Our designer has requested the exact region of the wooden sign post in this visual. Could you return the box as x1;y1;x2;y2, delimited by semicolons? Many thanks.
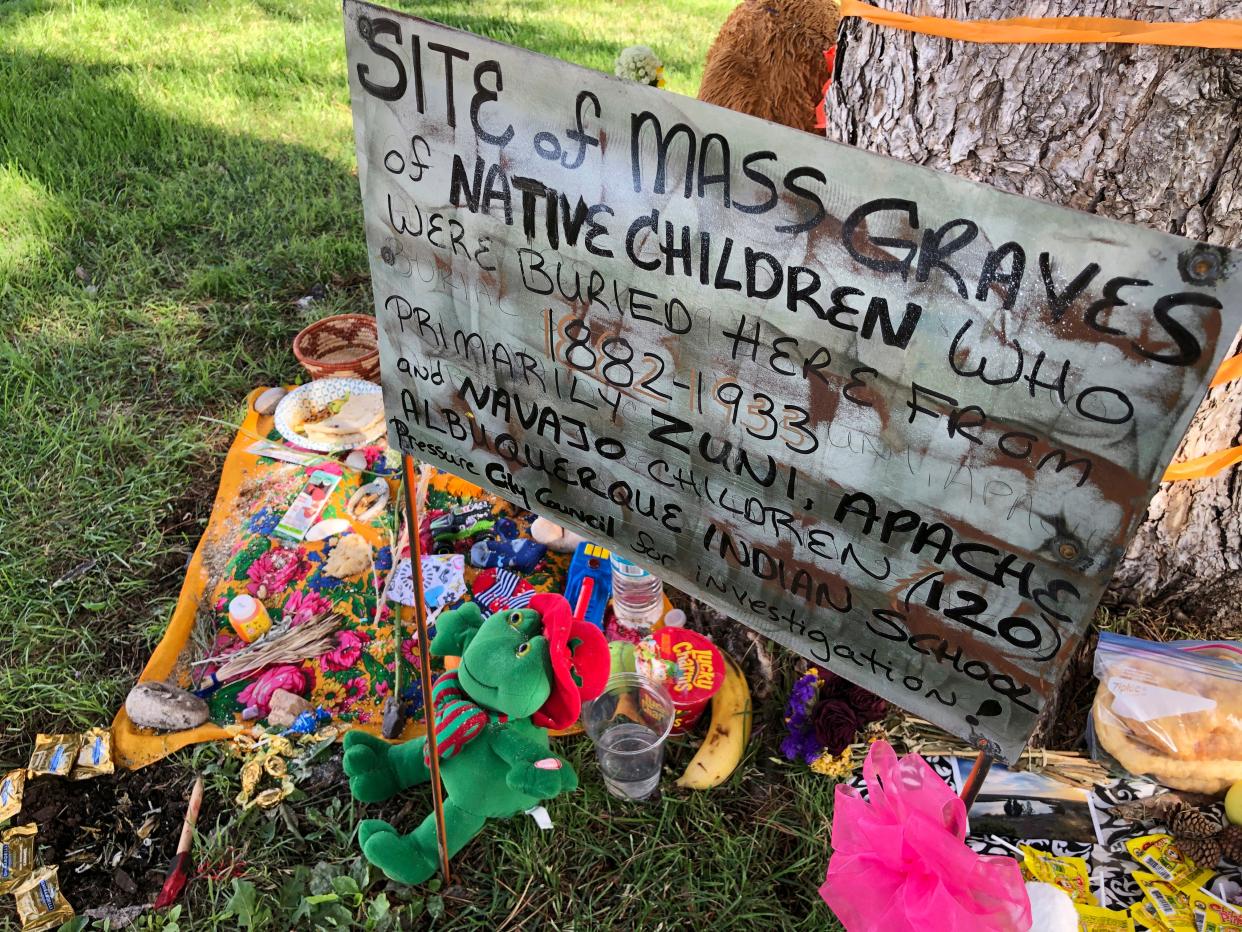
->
343;1;1242;767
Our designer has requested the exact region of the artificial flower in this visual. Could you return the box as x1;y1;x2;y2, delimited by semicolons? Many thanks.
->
812;698;862;756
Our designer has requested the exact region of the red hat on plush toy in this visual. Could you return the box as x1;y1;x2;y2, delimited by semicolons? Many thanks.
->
529;593;609;730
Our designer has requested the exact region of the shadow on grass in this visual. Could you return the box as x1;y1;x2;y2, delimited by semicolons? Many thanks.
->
0;43;367;753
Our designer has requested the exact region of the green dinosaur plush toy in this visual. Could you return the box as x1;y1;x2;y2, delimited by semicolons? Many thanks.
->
343;592;609;884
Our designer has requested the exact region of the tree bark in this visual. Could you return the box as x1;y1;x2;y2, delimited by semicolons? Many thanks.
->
827;0;1242;630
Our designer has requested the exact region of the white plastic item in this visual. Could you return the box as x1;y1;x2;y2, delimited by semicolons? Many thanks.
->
610;555;664;633
662;609;686;628
1024;881;1077;932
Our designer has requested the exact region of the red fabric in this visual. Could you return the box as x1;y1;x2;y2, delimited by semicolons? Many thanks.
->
529;593;609;730
814;46;837;131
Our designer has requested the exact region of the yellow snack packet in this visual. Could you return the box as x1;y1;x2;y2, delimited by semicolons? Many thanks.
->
70;728;114;780
1126;835;1200;888
1078;903;1138;931
1133;870;1198;929
1130;898;1173;931
0;770;24;823
1021;844;1098;906
12;866;74;932
26;735;79;778
1188;889;1242;932
0;823;37;895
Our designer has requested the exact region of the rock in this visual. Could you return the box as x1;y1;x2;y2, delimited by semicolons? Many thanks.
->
344;450;368;471
254;387;287;416
125;681;209;732
267;689;312;729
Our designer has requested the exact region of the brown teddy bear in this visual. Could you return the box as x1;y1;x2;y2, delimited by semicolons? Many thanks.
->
697;0;839;134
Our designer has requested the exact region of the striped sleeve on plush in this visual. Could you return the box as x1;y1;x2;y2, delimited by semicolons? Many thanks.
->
423;670;490;765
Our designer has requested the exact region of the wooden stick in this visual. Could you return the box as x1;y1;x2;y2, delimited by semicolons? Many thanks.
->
402;454;452;885
959;753;992;810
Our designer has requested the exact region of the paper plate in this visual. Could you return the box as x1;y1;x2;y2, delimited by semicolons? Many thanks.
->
273;378;385;453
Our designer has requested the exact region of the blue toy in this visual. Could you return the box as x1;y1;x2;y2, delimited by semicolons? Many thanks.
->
564;542;613;629
469;539;546;573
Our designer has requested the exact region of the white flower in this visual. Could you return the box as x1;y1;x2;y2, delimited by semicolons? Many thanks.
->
615;45;664;86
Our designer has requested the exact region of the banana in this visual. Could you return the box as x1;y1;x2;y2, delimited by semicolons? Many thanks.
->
675;652;751;790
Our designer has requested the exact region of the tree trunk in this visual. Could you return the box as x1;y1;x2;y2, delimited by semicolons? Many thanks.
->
827;0;1242;631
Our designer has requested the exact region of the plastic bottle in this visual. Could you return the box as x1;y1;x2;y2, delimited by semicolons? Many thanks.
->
609;555;664;633
228;594;272;643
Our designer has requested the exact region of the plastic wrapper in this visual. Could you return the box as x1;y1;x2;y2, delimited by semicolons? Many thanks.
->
26;735;79;778
70;727;114;780
0;769;24;823
12;866;73;932
0;823;37;895
1021;844;1097;905
1076;903;1138;931
1091;633;1242;794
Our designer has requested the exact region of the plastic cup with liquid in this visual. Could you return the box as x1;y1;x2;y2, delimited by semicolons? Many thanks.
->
581;672;675;801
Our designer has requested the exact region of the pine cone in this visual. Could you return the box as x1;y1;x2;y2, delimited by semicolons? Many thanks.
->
1219;825;1242;865
1169;807;1220;838
1175;834;1223;869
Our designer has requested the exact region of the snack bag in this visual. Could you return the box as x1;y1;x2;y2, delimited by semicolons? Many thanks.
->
1021;844;1098;906
0;770;24;823
0;823;37;895
1091;632;1242;794
1127;835;1201;887
1132;870;1200;929
1130;897;1174;931
1188;889;1242;932
1077;903;1138;931
12;866;73;932
70;727;114;780
26;735;79;778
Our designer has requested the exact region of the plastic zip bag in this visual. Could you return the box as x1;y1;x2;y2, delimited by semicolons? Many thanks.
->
1090;632;1242;794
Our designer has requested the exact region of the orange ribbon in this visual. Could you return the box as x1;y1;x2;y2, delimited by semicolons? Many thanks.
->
838;0;1242;49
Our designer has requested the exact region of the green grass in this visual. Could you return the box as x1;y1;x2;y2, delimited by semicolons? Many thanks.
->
0;0;848;928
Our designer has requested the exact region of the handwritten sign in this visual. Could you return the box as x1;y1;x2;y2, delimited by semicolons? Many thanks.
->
343;1;1242;762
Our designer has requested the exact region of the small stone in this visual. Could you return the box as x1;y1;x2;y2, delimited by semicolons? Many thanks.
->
125;681;209;732
254;387;287;416
344;450;368;471
267;689;312;729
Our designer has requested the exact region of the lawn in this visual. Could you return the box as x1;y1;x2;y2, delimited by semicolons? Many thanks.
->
0;0;845;927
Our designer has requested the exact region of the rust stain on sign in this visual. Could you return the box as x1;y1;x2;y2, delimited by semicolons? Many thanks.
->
343;0;1242;762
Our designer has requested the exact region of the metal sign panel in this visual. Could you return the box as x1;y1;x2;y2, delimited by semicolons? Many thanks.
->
343;0;1242;762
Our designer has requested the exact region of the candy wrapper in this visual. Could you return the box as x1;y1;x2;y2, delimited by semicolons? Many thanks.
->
1189;888;1242;932
26;735;79;778
71;727;114;780
0;823;37;895
1021;844;1098;906
0;770;24;823
1132;869;1204;929
12;866;74;932
1077;903;1138;931
1127;834;1203;886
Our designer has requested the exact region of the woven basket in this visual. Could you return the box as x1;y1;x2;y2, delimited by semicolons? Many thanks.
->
293;314;381;382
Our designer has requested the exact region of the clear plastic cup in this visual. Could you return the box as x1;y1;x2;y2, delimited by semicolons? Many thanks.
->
581;672;674;801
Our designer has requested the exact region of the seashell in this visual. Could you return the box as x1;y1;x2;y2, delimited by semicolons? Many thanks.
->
254;387;287;416
306;518;351;542
347;478;390;523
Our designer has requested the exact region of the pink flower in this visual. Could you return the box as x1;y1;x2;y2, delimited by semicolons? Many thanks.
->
356;712;372;724
401;637;420;666
361;445;386;468
283;589;333;627
237;664;310;716
341;675;368;710
321;629;371;672
375;681;390;698
246;546;310;598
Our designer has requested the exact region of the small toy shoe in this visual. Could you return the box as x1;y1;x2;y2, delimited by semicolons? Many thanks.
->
469;539;547;573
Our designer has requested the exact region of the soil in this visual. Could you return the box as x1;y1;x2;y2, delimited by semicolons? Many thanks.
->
15;766;213;916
